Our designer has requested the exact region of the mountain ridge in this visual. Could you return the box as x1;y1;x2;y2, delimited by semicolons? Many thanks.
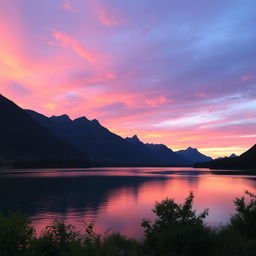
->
175;147;212;164
2;94;253;169
0;94;88;167
125;135;189;165
27;110;190;166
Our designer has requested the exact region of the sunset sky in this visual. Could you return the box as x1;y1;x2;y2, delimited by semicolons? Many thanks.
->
0;0;255;158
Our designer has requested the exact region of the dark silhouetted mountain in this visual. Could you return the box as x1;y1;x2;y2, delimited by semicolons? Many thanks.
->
51;114;72;125
125;135;190;165
194;145;256;170
27;111;190;166
175;147;212;164
125;135;143;144
27;111;160;165
0;94;88;167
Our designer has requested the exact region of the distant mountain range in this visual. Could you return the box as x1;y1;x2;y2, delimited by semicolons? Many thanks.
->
0;94;239;168
215;153;237;160
194;146;256;170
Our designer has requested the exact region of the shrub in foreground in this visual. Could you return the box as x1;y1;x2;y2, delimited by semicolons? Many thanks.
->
230;191;256;240
0;212;34;256
142;192;215;256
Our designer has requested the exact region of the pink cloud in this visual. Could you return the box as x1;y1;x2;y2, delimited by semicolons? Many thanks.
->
52;31;97;62
144;96;169;108
62;0;79;13
242;73;255;82
93;4;125;27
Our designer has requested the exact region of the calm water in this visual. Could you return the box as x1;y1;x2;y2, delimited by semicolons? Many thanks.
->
0;167;256;238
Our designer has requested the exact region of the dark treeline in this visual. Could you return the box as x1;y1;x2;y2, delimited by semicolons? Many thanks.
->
1;191;256;256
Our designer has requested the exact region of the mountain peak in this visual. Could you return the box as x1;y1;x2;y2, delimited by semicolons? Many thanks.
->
125;135;142;144
176;147;212;164
186;147;197;151
73;116;89;122
131;135;141;142
50;114;71;123
91;119;100;125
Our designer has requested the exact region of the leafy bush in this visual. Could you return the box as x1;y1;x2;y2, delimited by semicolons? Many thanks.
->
30;220;82;256
142;192;215;256
0;211;34;256
230;191;256;240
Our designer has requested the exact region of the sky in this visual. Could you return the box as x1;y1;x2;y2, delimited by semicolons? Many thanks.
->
0;0;255;158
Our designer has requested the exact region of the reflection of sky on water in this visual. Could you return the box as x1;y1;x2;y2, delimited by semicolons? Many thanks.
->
0;167;256;238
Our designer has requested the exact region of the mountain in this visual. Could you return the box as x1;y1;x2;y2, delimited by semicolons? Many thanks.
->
175;147;212;164
27;111;171;165
194;145;256;170
216;153;238;160
0;94;88;167
125;135;143;145
125;135;190;165
27;110;190;166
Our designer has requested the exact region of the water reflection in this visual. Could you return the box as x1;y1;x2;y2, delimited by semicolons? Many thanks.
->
0;167;255;238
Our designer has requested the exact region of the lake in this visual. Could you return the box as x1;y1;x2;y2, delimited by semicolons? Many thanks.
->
0;167;256;238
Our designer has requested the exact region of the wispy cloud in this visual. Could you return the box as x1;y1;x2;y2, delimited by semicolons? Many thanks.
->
93;3;126;27
52;30;97;62
62;0;79;13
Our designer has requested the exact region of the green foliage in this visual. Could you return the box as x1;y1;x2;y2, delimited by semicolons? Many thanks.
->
142;192;214;256
30;220;81;256
142;192;208;228
1;191;256;256
215;227;252;256
230;191;256;240
0;211;34;256
214;191;256;256
30;221;143;256
100;233;143;256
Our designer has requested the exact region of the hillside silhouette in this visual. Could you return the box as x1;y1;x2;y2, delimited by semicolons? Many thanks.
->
1;94;243;168
176;147;212;164
0;94;88;167
194;144;256;170
27;110;192;166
